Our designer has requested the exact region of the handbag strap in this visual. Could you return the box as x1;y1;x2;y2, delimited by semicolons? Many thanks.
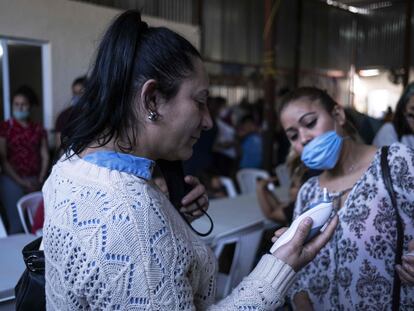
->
380;146;403;311
22;237;45;273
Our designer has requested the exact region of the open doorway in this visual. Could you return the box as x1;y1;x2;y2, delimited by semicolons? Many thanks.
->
0;37;51;128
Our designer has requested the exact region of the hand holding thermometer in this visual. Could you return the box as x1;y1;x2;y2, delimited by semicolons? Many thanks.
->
270;188;333;253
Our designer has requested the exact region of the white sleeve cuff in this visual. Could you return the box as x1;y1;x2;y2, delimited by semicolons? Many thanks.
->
247;254;296;297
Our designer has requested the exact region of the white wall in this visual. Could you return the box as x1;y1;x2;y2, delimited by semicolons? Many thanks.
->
353;72;403;118
0;0;200;131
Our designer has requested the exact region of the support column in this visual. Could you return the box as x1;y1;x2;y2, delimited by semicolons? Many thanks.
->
263;0;277;173
293;0;303;88
403;0;413;87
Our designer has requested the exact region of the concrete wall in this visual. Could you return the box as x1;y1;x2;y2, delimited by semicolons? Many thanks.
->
0;0;200;131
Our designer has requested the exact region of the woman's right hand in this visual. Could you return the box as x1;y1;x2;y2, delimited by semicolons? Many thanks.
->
271;215;338;271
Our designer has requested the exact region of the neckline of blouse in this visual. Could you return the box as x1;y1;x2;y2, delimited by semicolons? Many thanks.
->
316;147;381;209
82;150;155;181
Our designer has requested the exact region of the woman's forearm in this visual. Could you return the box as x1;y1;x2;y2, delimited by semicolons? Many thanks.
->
256;183;285;221
256;184;275;218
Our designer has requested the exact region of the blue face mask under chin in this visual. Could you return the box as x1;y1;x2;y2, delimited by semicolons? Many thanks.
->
301;130;344;170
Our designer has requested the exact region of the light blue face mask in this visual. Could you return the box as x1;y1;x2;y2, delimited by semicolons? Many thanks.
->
301;130;343;170
13;110;30;121
71;95;80;106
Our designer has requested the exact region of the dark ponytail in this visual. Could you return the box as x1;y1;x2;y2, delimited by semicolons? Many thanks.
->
61;10;201;156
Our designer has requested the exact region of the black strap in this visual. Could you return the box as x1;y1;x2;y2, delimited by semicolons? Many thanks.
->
157;160;214;237
380;146;403;311
22;237;44;273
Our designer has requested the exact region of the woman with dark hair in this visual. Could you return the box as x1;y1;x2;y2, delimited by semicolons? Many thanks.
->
278;87;414;310
373;82;414;148
0;85;49;233
43;11;338;310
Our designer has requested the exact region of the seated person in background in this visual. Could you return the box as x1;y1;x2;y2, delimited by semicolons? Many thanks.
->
256;162;307;226
383;106;394;123
183;97;218;178
256;147;317;225
211;96;237;177
54;76;87;155
373;81;414;149
199;169;228;199
0;86;49;233
236;115;263;169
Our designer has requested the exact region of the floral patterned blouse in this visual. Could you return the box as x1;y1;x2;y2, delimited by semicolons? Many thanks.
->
289;143;414;310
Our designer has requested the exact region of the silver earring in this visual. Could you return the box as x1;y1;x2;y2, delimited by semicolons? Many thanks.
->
148;110;158;121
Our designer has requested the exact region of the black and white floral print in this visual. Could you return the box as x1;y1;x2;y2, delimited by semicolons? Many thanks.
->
337;267;352;289
337;238;358;264
288;143;414;310
373;197;396;235
356;260;392;310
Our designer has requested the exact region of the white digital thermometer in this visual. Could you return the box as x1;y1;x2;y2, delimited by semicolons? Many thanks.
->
270;188;333;253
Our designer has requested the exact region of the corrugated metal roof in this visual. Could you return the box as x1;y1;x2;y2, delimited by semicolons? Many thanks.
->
72;0;412;74
202;0;411;72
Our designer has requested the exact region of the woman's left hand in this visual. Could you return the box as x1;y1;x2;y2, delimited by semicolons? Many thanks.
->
180;175;209;219
396;239;414;286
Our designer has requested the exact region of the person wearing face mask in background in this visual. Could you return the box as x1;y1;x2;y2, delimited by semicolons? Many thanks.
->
54;76;87;156
373;82;414;149
279;87;414;310
0;85;49;233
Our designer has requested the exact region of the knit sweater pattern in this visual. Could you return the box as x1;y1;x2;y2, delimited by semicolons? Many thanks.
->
43;155;295;310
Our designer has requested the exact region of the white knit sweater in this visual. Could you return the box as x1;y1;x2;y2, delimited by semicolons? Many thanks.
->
43;155;296;310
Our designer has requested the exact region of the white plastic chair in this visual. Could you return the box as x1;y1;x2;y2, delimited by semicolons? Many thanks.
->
0;217;7;238
16;191;43;234
274;163;291;188
212;222;264;299
218;176;238;198
236;168;270;194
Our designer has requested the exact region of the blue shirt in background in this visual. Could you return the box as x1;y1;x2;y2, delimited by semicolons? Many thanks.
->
239;133;262;169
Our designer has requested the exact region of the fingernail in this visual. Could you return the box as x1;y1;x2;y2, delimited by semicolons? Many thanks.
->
304;217;312;225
